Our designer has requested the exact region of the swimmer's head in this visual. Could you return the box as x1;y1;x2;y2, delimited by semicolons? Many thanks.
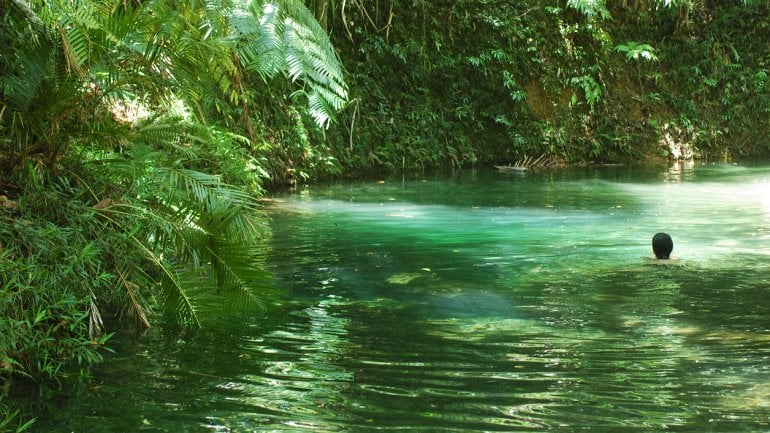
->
652;232;673;259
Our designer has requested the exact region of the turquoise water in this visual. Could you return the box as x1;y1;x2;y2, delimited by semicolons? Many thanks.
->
32;163;770;432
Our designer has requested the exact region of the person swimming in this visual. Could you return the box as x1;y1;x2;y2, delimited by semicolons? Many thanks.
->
652;232;673;259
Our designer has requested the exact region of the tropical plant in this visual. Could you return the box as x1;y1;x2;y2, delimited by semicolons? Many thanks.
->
615;41;659;94
567;0;610;20
615;42;659;62
0;0;349;400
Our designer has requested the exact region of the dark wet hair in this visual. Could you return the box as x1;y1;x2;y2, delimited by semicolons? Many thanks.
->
652;232;673;259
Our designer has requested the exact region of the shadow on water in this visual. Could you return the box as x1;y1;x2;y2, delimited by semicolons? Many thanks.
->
27;163;770;432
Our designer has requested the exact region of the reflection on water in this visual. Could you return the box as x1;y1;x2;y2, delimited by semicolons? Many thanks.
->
32;163;770;432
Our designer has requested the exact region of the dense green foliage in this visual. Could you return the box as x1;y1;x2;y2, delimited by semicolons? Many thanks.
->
310;0;770;171
0;0;346;420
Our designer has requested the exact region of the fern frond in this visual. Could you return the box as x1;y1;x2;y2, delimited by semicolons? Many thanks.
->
232;0;348;127
306;91;333;127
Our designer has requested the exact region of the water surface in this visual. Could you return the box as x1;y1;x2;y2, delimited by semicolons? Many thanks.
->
33;163;770;432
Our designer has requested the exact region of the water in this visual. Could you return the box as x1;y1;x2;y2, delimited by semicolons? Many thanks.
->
30;163;770;432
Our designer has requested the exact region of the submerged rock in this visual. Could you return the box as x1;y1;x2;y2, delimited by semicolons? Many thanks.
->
386;273;423;285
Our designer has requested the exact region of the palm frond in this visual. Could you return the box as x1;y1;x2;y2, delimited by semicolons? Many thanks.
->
208;238;272;294
156;261;204;328
0;27;55;112
116;264;151;329
87;142;270;328
133;116;190;148
94;206;205;327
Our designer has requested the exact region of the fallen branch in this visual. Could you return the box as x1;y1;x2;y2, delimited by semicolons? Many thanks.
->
495;153;560;172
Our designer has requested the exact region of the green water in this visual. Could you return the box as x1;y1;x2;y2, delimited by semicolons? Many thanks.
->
32;163;770;432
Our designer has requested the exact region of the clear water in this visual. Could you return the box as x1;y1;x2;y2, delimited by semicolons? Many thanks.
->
31;163;770;432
